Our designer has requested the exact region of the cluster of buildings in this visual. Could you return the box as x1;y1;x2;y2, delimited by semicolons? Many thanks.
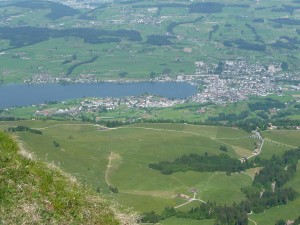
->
174;60;298;104
26;59;300;107
49;0;98;10
24;73;103;84
34;95;185;117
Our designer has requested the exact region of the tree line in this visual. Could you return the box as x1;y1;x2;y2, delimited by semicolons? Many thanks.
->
5;126;42;135
142;147;300;224
149;152;253;175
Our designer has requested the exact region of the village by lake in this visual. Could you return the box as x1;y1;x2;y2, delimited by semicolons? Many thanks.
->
0;82;197;108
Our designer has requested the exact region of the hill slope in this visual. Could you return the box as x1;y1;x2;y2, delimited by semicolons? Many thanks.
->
0;131;122;224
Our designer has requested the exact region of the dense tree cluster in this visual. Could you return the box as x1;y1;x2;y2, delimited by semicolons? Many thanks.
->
52;141;60;148
0;116;23;121
248;99;285;111
146;35;175;46
67;56;99;76
208;111;249;122
223;39;266;51
109;185;119;193
167;17;204;35
141;201;250;225
0;27;142;51
220;145;228;152
189;2;224;13
143;147;300;224
9;1;79;20
270;18;300;25
271;5;300;15
149;153;253;174
6;126;42;135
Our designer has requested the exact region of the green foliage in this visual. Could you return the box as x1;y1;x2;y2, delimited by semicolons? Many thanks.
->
146;35;174;46
109;185;119;193
144;147;300;223
214;61;224;74
281;62;289;71
248;98;286;112
149;153;252;174
52;140;60;148
275;219;286;225
0;26;141;50
118;71;128;78
0;132;119;224
5;125;42;135
219;145;228;152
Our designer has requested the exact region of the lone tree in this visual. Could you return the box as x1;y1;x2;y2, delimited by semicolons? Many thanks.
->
281;62;288;71
219;145;228;152
109;185;118;193
118;71;128;78
215;61;224;74
149;71;156;79
53;141;60;148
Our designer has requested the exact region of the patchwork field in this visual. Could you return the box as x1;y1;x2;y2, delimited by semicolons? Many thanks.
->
1;0;300;83
1;120;300;224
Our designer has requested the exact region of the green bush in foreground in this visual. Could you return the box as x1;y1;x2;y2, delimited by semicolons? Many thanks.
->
0;132;120;225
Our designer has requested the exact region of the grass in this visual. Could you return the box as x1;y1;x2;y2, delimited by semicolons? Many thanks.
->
0;121;257;212
161;217;214;225
0;131;121;224
2;120;300;223
262;130;300;149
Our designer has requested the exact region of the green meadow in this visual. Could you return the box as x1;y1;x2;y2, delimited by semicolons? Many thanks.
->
1;120;300;223
0;121;253;211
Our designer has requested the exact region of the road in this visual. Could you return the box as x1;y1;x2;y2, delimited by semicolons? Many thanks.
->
175;192;206;209
247;131;264;160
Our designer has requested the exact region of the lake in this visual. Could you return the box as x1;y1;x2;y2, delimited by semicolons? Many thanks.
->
0;82;197;108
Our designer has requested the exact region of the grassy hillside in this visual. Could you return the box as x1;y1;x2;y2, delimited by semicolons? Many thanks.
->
1;121;300;224
0;131;122;224
0;121;255;212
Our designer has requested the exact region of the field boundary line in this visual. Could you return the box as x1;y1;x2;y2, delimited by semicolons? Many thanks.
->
35;123;101;130
119;126;250;140
264;138;297;149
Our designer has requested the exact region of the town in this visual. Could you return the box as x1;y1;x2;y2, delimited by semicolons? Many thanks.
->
24;59;300;113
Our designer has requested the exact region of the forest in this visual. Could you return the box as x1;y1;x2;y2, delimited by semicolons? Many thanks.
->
5;125;42;135
149;153;253;174
0;27;142;50
143;147;300;224
8;0;79;20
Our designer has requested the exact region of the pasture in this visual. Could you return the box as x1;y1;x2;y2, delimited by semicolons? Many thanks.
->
1;120;299;220
0;121;254;212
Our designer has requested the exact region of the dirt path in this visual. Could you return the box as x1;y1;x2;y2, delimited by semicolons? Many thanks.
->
248;211;257;225
174;191;206;209
121;190;174;198
105;152;114;187
215;136;251;140
246;131;264;160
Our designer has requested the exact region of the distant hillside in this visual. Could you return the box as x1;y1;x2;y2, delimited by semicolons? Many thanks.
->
0;131;127;224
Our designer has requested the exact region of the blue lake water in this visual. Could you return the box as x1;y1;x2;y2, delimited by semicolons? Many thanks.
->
0;82;197;108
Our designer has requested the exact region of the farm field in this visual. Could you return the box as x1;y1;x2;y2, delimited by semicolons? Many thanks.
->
0;0;300;83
